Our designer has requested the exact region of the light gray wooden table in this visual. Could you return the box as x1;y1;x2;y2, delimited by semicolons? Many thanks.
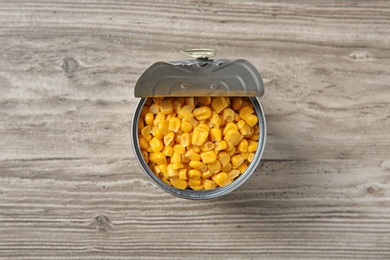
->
1;1;389;259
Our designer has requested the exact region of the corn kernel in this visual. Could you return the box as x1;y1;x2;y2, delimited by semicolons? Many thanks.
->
188;178;202;187
218;152;230;166
141;105;150;118
227;147;236;157
200;150;217;164
222;108;235;123
144;134;152;142
159;99;174;115
138;136;149;150
138;118;145;132
189;161;208;172
161;178;172;186
241;152;249;160
169;178;187;189
174;129;183;143
204;179;217;190
228;169;240;180
212;172;232;187
208;160;221;173
145;113;154;127
186;97;195;107
171;152;182;163
193;106;212;121
238;122;252;137
210;128;222;142
149;103;159;114
162;145;174;157
141;150;149;163
202;170;213;179
173;144;186;154
149;152;167;165
201;142;215;152
152;165;162;176
213;140;227;151
237;139;248;153
210;111;222;128
141;126;151;137
197;123;210;132
172;162;184;170
167;164;179;178
231;154;244;167
245;114;258;127
221;162;232;172
187;144;201;153
248;152;255;163
168;117;181;133
179;168;188;180
154;112;165;126
187;116;199;128
237;162;248;174
232;97;244;110
157;119;170;135
178;105;194;119
190;184;204;190
180;133;191;147
163;132;175;146
211;97;228;113
173;100;183;115
223;122;239;136
239;105;254;120
159;165;168;175
152;97;164;104
192;126;209;146
234;113;241;122
180;119;193;133
150;137;164;152
188;169;201;180
248;140;258;152
224;129;241;146
181;155;190;163
198;96;211;105
249;134;259;141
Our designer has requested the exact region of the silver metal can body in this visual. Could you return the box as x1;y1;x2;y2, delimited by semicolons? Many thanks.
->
131;97;266;200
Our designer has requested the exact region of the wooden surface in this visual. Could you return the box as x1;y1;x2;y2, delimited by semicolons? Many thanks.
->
1;0;390;259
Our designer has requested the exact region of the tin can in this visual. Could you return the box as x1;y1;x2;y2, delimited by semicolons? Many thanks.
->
131;49;266;199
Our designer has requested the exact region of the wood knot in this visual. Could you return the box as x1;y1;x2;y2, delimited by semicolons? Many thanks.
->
94;215;110;232
61;57;79;74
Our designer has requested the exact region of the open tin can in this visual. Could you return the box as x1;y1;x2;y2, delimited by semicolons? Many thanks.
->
131;49;266;199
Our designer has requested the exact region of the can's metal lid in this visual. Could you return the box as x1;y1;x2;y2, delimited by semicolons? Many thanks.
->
134;49;264;98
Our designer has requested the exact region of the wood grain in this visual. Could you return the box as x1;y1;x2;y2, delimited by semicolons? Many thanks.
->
1;0;390;258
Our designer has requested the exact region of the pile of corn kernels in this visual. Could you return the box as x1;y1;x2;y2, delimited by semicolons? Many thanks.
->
137;97;259;190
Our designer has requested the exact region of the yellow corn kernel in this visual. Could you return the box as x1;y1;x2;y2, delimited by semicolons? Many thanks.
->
241;152;249;160
157;119;170;135
213;140;225;151
173;144;185;154
212;172;232;187
145;113;154;127
244;114;258;127
166;112;176;120
197;96;211;105
193;106;212;121
141;150;149;163
210;128;222;142
178;105;194;119
144;134;152;142
211;97;228;113
159;99;174;115
218;152;230;166
238;162;248;174
192;126;209;146
163;132;175;146
153;112;165;126
138;118;145;132
201;142;215;152
237;139;248;153
253;124;260;134
223;122;239;136
190;185;204;190
231;154;244;167
188;178;202;187
200;150;217;164
222;108;235;123
180;119;193;133
169;178;187;190
228;169;240;180
181;155;190;163
152;97;164;104
187;144;201;153
172;162;184;170
189;161;208;172
167;164;179;178
171;152;182;163
141;105;150;118
208;160;221;174
232;97;244;111
202;170;213;179
210;111;222;128
168;117;181;133
152;127;164;139
173;100;182;115
162;145;174;157
224;129;241;146
174;129;183;143
234;113;241;122
197;123;210;132
161;178;172;186
248;140;258;152
145;98;153;106
239;105;254;120
159;164;168;176
180;133;191;147
237;120;246;129
149;152;167;165
146;146;153;153
248;152;255;163
141;126;151;137
152;165;162;176
149;103;160;114
204;179;217;190
184;150;201;161
138;136;149;150
186;97;195;107
221;162;232;172
227;147;236;157
238;122;252;137
150;137;164;153
188;169;201;180
186;116;199;128
249;134;259;141
179;168;188;180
